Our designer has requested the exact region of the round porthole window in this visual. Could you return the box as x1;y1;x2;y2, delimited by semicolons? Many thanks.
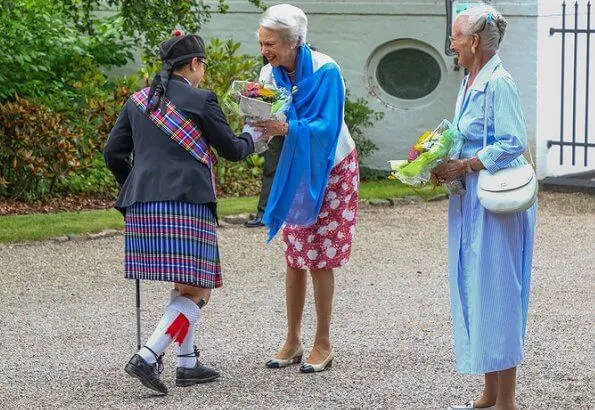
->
366;39;445;109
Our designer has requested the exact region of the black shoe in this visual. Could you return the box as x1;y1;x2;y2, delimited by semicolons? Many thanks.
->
124;351;168;395
244;216;265;228
176;346;220;386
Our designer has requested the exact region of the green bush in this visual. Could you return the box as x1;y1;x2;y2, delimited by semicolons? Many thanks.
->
59;152;119;199
359;166;391;181
216;155;264;197
0;97;82;200
344;91;383;165
0;74;138;200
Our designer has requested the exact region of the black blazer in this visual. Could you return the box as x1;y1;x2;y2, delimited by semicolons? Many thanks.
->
104;76;254;215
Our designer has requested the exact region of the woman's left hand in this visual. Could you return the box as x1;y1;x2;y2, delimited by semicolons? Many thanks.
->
251;120;287;141
432;159;466;183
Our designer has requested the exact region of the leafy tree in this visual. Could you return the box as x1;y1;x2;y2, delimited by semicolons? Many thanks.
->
58;0;266;58
0;0;132;101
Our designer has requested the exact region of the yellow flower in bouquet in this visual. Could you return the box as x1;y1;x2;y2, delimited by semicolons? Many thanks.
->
413;131;432;151
258;88;276;99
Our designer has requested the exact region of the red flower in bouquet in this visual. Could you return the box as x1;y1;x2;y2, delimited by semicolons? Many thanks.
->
241;82;278;103
242;82;262;98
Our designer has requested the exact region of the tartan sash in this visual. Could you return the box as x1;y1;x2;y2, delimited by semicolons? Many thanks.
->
131;87;218;196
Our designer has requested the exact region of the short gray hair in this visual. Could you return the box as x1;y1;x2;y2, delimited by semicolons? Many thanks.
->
259;4;308;45
457;5;508;53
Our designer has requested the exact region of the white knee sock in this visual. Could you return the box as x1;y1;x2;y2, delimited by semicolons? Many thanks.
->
169;289;180;305
138;295;200;364
177;319;200;368
169;289;203;368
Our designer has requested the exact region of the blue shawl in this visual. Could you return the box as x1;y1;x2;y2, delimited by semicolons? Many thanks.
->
263;45;346;241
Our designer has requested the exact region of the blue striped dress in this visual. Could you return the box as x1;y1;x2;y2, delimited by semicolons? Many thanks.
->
448;55;537;374
124;201;221;288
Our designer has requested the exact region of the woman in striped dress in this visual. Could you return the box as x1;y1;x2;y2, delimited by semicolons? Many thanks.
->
251;4;358;373
104;33;255;394
433;6;537;410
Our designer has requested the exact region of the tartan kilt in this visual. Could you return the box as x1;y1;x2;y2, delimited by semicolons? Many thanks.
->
124;201;222;288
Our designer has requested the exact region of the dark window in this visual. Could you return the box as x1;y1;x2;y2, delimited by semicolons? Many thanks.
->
376;48;441;100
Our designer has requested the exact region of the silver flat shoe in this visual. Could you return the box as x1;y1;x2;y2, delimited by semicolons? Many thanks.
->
448;401;495;410
299;348;334;373
265;345;304;368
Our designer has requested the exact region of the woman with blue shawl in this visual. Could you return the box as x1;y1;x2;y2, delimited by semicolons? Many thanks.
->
251;4;359;373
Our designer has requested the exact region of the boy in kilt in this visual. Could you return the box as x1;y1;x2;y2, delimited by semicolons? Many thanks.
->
104;32;257;395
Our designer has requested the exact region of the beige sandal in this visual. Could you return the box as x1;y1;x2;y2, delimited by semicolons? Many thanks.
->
265;345;304;368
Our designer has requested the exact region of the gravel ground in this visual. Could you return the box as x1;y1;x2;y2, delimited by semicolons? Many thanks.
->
0;192;593;409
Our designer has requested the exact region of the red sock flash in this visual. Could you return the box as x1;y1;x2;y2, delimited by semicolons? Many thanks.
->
165;313;190;346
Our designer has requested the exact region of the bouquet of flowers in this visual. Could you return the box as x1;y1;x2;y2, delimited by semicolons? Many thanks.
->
223;81;292;153
224;81;291;121
388;119;464;194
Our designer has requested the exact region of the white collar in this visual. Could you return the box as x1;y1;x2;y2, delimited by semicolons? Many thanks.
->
466;54;502;92
179;75;192;86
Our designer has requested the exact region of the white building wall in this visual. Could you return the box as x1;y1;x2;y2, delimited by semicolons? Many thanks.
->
201;0;538;169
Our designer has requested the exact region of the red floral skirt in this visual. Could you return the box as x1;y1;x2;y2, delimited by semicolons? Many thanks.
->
282;149;359;270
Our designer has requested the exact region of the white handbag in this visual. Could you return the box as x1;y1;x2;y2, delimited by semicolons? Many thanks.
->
476;83;537;214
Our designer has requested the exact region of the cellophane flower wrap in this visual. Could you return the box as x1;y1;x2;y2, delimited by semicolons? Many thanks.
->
223;81;292;153
389;119;464;194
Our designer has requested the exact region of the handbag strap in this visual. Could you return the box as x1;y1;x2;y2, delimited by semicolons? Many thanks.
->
482;84;490;149
482;75;534;166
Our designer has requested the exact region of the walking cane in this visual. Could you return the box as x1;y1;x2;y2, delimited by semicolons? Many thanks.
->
135;279;141;350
